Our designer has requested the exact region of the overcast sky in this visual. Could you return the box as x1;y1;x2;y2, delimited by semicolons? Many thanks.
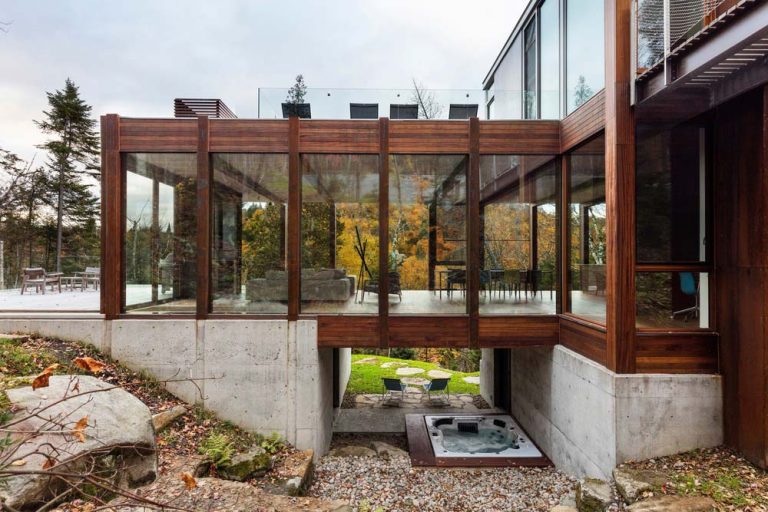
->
1;0;526;163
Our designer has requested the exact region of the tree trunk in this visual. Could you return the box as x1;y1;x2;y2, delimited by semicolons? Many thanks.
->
56;164;64;272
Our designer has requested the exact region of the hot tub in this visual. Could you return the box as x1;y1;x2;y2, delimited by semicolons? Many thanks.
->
424;414;543;459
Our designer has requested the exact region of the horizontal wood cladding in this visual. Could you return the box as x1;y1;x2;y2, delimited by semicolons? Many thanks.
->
558;316;607;366
389;121;469;153
636;332;719;374
478;316;559;347
210;119;289;152
317;316;379;347
479;121;560;154
299;120;380;153
119;118;198;152
388;316;469;347
560;90;606;152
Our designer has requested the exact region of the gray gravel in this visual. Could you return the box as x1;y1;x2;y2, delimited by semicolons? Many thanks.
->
309;455;576;512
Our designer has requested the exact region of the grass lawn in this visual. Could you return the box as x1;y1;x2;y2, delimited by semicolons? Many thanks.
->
346;354;481;395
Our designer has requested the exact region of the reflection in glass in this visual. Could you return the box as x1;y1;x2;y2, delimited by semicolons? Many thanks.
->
568;136;606;323
211;154;289;314
566;0;604;113
636;272;709;328
539;0;560;119
300;154;379;313
480;155;558;315
524;19;538;120
124;153;197;314
389;155;467;314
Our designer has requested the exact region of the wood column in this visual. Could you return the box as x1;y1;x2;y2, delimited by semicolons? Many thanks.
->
196;116;211;318
468;117;481;348
604;0;636;373
288;117;300;320
558;156;569;314
101;114;122;319
378;118;390;348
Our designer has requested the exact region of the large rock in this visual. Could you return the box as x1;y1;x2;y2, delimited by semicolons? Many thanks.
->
614;468;669;504
271;449;315;496
626;495;716;511
151;404;188;432
327;445;377;457
1;375;157;510
576;478;614;512
217;447;273;482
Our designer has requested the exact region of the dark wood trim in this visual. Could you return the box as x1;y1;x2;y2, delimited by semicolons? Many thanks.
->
635;331;719;374
299;120;379;153
378;118;390;349
101;114;121;319
559;314;608;366
635;263;712;272
560;90;606;152
389;316;469;347
478;120;560;154
196;116;211;318
318;315;379;348
468;117;481;348
120;118;197;152
559;156;570;314
287;117;300;320
478;316;559;347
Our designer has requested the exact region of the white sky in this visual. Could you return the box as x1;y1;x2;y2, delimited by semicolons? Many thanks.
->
0;0;527;163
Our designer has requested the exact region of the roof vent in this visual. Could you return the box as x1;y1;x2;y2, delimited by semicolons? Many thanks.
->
174;98;237;119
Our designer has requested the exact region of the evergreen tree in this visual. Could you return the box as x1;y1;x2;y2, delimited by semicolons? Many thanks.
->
35;78;100;271
573;75;594;109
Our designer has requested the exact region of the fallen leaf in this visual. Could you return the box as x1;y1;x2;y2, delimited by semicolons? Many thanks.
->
32;372;50;391
180;471;197;490
10;459;26;466
73;416;88;442
74;356;107;374
41;363;60;374
42;457;56;470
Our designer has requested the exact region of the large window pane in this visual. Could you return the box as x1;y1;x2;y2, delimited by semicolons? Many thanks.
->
568;136;606;323
524;19;538;120
480;155;558;315
539;0;560;119
301;154;379;313
566;0;604;113
124;153;196;314
637;123;706;262
490;36;523;120
389;155;467;314
212;154;288;314
636;271;709;328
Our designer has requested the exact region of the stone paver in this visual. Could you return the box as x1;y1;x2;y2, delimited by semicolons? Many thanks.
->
427;370;452;378
401;377;429;386
380;361;407;369
463;376;480;384
395;367;425;376
354;357;379;365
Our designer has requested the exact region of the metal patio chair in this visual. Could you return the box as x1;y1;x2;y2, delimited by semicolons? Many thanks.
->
423;377;451;403
382;377;406;402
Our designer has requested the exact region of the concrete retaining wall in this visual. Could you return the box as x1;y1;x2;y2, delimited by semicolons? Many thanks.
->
0;316;335;456
507;345;723;479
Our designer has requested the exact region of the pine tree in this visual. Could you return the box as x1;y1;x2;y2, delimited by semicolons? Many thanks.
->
573;75;594;109
35;78;100;272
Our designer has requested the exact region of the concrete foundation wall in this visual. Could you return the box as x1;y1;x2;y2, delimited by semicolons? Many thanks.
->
0;316;335;456
480;348;494;406
507;345;723;479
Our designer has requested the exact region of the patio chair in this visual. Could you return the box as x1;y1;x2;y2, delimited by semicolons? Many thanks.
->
671;272;699;321
83;266;100;291
382;377;406;402
446;269;466;299
362;272;402;302
20;268;62;295
423;378;450;403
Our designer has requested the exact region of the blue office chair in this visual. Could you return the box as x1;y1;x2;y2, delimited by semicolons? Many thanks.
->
671;272;699;320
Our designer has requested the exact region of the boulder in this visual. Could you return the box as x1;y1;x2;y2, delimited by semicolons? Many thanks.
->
614;468;669;504
1;375;157;510
151;404;188;432
576;478;614;512
272;449;315;496
217;447;273;482
370;441;408;459
327;445;377;457
626;495;716;511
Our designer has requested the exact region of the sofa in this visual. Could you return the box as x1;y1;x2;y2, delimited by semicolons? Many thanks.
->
246;268;355;302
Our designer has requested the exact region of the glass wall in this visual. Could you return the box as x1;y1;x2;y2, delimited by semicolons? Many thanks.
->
539;0;560;119
301;154;379;313
490;36;523;120
389;155;467;314
566;0;604;114
636;271;709;328
124;153;197;314
524;19;538;120
211;154;289;314
567;135;606;323
479;155;558;314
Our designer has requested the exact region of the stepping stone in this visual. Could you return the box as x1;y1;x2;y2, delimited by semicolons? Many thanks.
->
354;357;379;365
614;468;669;504
401;377;429;386
463;376;480;384
427;370;452;378
626;496;716;511
396;367;424;376
403;386;423;394
381;361;407;368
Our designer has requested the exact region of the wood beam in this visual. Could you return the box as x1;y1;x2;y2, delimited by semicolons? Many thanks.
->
196;116;211;318
559;156;569;315
604;0;637;373
468;117;481;348
101;114;121;319
378;118;390;348
288;117;300;320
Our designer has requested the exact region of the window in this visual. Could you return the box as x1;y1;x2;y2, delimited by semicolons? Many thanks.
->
539;0;560;119
300;154;379;313
566;0;604;113
524;18;538;119
389;155;467;314
211;153;289;314
480;155;558;314
491;36;523;120
567;135;606;323
123;153;197;314
636;271;709;328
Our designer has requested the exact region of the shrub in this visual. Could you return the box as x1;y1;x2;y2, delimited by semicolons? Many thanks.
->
389;347;415;360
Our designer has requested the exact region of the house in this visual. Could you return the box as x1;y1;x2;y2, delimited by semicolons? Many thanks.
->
1;0;767;479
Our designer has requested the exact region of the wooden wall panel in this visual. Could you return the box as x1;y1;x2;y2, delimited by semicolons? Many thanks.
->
635;332;719;373
559;316;607;366
479;121;561;154
317;316;379;347
299;120;379;153
209;119;289;152
560;90;606;152
479;316;559;347
389;121;469;153
120;118;197;152
101;115;122;318
389;316;470;347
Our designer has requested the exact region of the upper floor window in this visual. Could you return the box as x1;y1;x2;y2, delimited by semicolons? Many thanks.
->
566;0;605;114
524;18;538;120
539;0;560;119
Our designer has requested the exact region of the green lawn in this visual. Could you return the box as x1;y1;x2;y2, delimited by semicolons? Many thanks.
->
346;354;481;395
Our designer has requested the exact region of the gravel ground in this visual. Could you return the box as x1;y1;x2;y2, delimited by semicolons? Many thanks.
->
309;454;576;512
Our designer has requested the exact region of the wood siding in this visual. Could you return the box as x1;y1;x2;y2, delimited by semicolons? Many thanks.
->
317;316;379;347
478;316;559;347
479;121;561;154
299;120;379;153
389;121;469;153
635;332;719;373
560;91;606;152
120;118;197;152
388;316;470;347
209;119;289;152
559;316;607;366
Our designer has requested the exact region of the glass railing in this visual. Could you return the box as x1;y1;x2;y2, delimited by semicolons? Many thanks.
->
257;88;562;121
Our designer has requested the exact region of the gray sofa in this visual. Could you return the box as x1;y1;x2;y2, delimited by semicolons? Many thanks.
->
246;268;355;302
